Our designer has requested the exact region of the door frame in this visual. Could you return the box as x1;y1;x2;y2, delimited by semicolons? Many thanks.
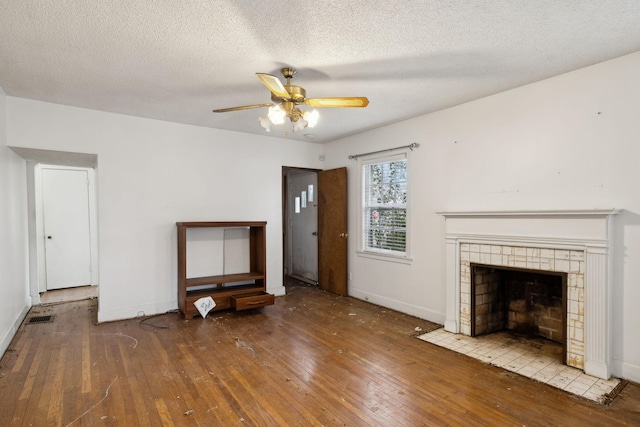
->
282;166;321;285
35;164;99;293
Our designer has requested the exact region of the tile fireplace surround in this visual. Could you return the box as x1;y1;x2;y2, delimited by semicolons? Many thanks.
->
438;210;618;380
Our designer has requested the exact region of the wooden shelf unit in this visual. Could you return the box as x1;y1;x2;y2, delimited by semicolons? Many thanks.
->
176;221;273;319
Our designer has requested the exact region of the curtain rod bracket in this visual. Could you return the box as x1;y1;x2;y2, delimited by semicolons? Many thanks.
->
348;143;420;160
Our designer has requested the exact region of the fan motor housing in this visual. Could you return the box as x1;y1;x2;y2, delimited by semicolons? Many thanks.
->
283;85;306;102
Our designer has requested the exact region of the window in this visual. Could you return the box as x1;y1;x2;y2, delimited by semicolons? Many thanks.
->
359;152;410;260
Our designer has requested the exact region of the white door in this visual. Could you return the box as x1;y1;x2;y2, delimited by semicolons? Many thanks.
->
42;168;93;290
288;170;318;283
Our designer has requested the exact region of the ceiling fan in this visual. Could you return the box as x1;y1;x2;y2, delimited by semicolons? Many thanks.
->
212;67;369;132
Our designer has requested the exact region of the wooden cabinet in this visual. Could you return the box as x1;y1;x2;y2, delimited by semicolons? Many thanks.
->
177;221;273;319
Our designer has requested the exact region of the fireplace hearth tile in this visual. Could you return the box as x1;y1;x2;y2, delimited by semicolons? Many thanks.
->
417;328;620;403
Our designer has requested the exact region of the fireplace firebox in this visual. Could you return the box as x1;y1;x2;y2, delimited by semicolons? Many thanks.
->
470;264;567;362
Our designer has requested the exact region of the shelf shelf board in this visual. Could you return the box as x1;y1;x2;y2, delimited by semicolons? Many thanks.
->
185;283;263;298
177;221;267;228
185;272;264;287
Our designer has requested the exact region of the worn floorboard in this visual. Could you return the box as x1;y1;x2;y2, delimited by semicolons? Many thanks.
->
0;280;639;426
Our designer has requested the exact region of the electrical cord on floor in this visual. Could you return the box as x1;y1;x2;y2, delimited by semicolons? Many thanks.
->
138;309;180;329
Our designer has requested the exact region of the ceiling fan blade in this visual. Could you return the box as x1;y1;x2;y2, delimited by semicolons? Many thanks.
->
256;73;290;99
212;103;273;113
304;97;369;108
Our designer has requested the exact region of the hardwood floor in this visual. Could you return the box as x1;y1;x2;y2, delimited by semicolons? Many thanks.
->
39;285;98;305
1;280;639;426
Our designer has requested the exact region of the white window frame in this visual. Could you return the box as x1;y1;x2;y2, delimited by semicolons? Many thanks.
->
356;150;412;264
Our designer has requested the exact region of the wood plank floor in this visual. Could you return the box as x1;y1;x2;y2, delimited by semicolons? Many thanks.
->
1;280;639;426
39;285;98;305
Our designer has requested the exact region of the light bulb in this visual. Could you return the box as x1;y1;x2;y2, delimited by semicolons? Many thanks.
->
303;110;319;128
293;119;307;132
267;105;286;125
259;116;271;132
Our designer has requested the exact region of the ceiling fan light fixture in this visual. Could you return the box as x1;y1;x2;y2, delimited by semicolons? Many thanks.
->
292;118;307;132
259;116;272;132
267;105;286;124
303;109;319;128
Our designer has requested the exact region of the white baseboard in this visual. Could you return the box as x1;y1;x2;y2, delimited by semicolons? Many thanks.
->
613;359;640;383
0;301;31;358
349;288;445;325
98;300;177;323
269;285;286;297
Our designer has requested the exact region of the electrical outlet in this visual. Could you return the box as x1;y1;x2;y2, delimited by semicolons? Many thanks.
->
348;272;352;280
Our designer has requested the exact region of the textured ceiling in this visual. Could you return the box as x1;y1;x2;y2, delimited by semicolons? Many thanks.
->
1;1;639;143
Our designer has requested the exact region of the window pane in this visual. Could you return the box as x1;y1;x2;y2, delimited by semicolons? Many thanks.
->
365;207;406;251
362;157;407;255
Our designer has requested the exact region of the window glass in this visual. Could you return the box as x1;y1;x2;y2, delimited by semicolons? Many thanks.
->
361;154;408;256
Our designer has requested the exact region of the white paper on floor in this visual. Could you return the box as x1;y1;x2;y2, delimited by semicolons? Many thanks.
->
194;296;216;318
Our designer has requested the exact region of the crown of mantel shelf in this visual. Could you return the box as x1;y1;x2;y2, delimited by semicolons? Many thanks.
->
436;209;619;218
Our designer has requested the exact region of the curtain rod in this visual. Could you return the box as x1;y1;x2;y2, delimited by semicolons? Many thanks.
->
348;142;420;160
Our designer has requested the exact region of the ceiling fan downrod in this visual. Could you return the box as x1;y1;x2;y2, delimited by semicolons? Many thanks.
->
281;67;296;84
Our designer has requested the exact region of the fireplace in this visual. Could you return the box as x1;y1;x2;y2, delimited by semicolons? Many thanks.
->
471;264;567;361
438;210;618;379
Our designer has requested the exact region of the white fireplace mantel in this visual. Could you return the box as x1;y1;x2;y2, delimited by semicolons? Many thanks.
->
438;209;619;379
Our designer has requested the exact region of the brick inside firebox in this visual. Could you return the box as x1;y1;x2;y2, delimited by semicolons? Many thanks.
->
472;265;565;344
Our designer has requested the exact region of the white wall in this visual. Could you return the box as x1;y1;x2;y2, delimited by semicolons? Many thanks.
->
323;51;640;382
6;99;323;322
0;87;30;356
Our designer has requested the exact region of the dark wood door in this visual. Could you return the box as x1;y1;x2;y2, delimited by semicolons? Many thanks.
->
318;167;348;296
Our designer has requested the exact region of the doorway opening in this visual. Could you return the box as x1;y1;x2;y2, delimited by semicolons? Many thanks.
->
283;167;319;286
282;166;349;296
9;147;99;306
36;164;99;303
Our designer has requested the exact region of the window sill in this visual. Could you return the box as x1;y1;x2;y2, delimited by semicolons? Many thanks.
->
356;250;413;265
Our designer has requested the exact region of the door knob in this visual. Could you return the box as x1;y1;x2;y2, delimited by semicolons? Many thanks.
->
339;233;349;238
312;231;318;236
47;236;52;239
